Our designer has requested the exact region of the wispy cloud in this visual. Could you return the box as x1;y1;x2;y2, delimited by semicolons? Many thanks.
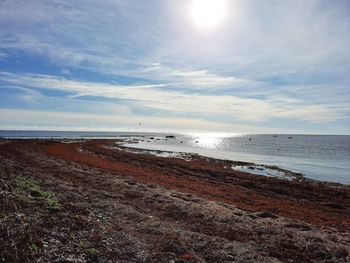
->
129;64;255;88
0;108;288;134
1;71;348;125
0;0;349;133
0;51;8;61
275;105;350;123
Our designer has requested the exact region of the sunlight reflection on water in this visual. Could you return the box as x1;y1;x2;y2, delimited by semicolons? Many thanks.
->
187;132;237;149
191;136;223;149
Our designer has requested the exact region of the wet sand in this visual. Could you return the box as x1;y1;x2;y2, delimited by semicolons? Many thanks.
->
0;139;349;262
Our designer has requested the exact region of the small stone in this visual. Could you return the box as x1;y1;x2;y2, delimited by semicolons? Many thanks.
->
30;190;42;197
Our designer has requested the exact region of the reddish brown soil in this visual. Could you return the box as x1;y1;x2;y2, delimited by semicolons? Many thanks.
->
41;140;349;231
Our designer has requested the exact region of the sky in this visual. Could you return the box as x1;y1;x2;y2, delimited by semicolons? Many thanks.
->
0;0;349;134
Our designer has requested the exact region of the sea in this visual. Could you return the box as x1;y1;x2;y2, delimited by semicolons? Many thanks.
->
1;130;349;185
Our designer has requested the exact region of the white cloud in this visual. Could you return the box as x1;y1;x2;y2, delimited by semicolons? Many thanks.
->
0;71;167;98
7;86;43;103
275;105;350;123
1;71;348;124
0;108;288;134
130;64;255;88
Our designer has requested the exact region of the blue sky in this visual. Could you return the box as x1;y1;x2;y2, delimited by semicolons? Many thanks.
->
0;0;349;134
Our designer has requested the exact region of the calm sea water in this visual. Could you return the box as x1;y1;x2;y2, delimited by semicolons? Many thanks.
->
127;133;350;185
1;130;349;184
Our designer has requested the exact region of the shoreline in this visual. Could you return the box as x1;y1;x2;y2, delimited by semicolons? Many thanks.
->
117;144;305;182
3;135;347;185
121;135;350;185
121;146;350;187
1;139;349;262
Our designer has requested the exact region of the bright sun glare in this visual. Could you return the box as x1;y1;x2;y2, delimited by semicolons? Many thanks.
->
192;0;227;28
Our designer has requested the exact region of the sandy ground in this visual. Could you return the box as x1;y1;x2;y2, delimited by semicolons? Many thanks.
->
0;139;349;263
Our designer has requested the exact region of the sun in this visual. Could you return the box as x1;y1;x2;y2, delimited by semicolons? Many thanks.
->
191;0;227;28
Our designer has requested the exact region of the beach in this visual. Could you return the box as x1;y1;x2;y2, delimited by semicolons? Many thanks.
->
1;139;349;262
